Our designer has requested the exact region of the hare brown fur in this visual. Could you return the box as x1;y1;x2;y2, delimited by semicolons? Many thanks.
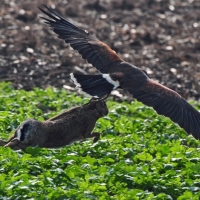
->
0;98;108;150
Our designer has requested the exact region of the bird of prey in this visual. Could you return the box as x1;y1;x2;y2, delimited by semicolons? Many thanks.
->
39;5;200;140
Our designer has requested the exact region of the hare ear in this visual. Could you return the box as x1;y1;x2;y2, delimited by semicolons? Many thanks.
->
89;94;108;103
100;94;109;101
16;121;31;141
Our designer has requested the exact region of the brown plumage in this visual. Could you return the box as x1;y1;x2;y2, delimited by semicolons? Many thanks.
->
39;6;200;140
0;98;108;150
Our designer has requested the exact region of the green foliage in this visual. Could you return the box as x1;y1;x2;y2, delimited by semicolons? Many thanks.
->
0;82;200;199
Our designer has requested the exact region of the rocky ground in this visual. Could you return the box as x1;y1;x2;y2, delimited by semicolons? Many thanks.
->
0;0;200;100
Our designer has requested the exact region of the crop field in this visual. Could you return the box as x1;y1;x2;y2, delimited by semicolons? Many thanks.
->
1;0;200;199
0;82;200;199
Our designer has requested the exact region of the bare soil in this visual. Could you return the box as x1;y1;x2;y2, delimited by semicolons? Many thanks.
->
0;0;200;99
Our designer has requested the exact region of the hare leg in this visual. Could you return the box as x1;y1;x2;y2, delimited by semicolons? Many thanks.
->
85;132;101;143
0;134;17;146
4;138;27;150
92;132;101;143
0;139;8;146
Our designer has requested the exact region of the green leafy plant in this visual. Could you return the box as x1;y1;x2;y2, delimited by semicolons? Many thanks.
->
0;82;200;199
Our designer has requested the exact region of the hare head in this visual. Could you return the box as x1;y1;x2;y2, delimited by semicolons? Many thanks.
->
88;97;109;117
94;100;108;117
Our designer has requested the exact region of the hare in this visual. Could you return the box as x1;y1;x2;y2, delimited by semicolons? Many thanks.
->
0;98;108;151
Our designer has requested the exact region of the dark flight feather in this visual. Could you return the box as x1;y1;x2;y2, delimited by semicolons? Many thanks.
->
39;6;123;73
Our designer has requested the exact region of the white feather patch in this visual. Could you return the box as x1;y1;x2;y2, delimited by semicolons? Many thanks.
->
70;73;81;87
102;74;120;89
